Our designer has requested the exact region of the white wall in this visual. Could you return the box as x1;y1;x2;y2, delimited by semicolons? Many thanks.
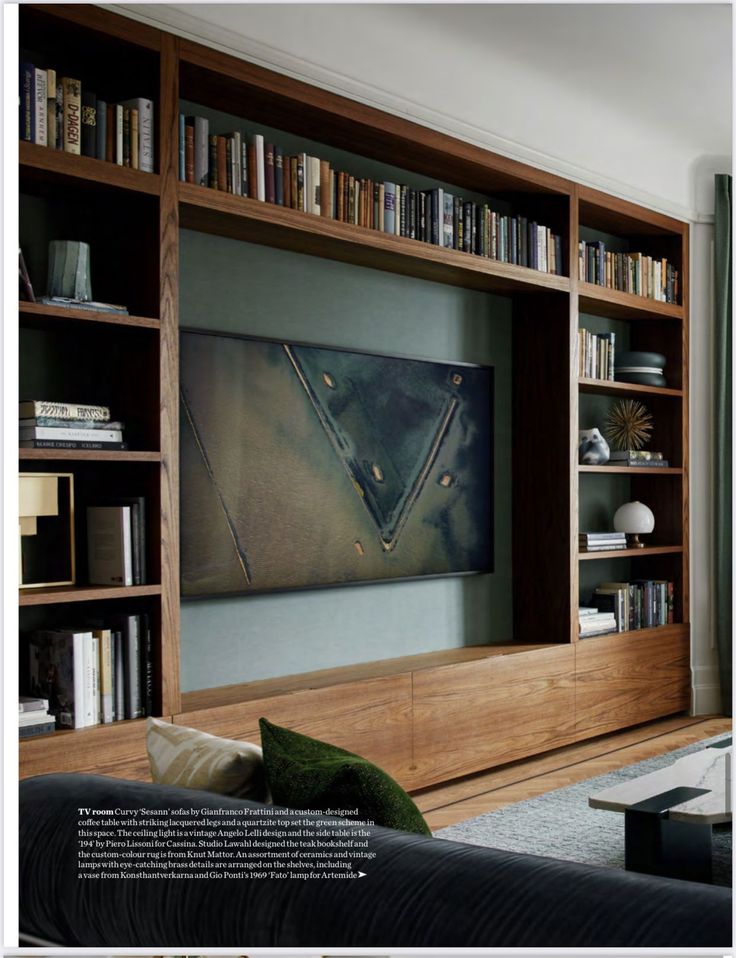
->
111;1;731;710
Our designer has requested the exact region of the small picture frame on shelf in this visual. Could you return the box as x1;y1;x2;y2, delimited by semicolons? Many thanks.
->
19;472;75;588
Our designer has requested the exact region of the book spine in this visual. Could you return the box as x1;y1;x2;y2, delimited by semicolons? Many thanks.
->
20;426;122;442
19;440;129;451
282;155;291;209
310;156;321;215
62;77;81;154
178;114;185;180
81;89;96;157
98;630;114;723
384;182;396;234
265;142;275;203
96;98;107;160
274;146;284;205
121;99;154;172
193;116;209;187
216;135;227;192
242;139;249;197
320;159;331;217
46;69;56;148
20;62;34;142
209;135;218;189
130;108;139;171
114;104;123;165
254;134;266;201
124;616;142;720
72;634;86;729
19;401;110;420
114;631;124;721
141;613;154;717
122;107;131;167
34;68;47;146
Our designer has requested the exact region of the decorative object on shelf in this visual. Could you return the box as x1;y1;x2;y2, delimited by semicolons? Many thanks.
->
19;248;35;301
608;449;669;468
614;350;667;387
605;398;653;451
613;500;655;549
180;330;493;596
578;428;610;465
19;472;75;588
47;239;92;301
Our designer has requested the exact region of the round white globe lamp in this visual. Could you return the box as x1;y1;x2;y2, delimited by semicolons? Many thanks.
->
613;501;655;549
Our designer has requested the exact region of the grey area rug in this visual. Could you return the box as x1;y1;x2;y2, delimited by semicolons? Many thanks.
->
435;733;732;886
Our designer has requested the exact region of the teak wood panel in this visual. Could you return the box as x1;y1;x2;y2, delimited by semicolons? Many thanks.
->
175;674;414;785
19;718;165;781
411;645;576;789
574;627;690;739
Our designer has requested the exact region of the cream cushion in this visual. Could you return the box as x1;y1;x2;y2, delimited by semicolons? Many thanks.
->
146;717;270;801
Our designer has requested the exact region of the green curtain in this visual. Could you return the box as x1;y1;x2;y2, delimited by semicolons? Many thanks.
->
714;173;732;716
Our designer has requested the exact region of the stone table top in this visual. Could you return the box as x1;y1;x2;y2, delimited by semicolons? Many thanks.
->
589;744;732;825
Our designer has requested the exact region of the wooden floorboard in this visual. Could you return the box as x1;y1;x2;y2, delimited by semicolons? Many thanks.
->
418;715;731;830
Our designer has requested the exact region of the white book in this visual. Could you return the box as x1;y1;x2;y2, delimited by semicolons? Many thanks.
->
19;426;123;442
34;68;47;146
310;156;321;215
87;505;133;586
254;134;266;201
83;633;100;727
121;98;154;172
18;710;54;727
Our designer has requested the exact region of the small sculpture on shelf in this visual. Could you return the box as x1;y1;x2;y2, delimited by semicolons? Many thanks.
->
578;427;610;465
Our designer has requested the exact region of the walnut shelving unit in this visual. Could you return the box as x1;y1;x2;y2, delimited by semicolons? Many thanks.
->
18;4;690;788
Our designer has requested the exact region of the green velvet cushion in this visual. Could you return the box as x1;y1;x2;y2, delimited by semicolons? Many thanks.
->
259;717;430;836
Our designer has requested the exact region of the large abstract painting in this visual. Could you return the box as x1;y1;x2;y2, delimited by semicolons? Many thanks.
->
180;330;493;596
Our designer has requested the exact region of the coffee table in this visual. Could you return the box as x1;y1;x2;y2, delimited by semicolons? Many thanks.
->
589;738;731;883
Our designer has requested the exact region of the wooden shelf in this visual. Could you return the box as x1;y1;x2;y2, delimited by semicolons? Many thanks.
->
579;545;684;560
179;183;570;296
20;583;162;606
579;378;683;398
19;449;161;462
181;643;556;713
578;282;683;322
20;141;161;195
19;301;160;330
579;465;684;475
579;622;688;643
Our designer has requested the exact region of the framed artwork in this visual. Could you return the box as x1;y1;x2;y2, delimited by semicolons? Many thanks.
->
180;329;493;597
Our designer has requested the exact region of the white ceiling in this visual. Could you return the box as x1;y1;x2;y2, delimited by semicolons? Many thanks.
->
115;3;732;215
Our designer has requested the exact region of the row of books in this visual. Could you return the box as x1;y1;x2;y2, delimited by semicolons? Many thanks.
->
578;241;679;304
579;531;627;553
19;696;56;738
26;616;154;730
592;579;675;632
19;400;128;450
19;64;154;171
578;328;615;381
179;116;564;274
88;501;147;586
607;450;671;468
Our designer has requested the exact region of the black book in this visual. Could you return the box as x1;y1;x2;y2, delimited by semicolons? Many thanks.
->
274;146;284;205
408;188;416;240
140;612;154;717
95;98;107;160
19;439;129;450
463;202;472;253
81;90;97;157
113;630;124;721
208;134;218;189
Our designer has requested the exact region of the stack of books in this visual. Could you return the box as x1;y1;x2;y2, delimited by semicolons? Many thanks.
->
178;115;564;275
26;616;153;730
19;401;127;451
579;532;628;553
609;450;670;468
19;696;56;738
592;580;674;631
19;65;154;171
579;607;617;638
578;328;615;380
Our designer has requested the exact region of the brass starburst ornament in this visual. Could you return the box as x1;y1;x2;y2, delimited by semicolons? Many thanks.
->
604;399;653;451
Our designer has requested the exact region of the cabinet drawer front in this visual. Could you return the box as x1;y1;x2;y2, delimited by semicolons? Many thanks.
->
176;673;413;785
412;646;576;789
575;626;690;739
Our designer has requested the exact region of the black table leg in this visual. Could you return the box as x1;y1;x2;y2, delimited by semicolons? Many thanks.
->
624;786;714;884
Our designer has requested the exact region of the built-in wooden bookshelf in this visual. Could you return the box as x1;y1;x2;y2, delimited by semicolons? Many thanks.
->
18;4;690;786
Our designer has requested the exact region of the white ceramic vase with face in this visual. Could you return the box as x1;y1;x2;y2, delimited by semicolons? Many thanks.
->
578;428;610;465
